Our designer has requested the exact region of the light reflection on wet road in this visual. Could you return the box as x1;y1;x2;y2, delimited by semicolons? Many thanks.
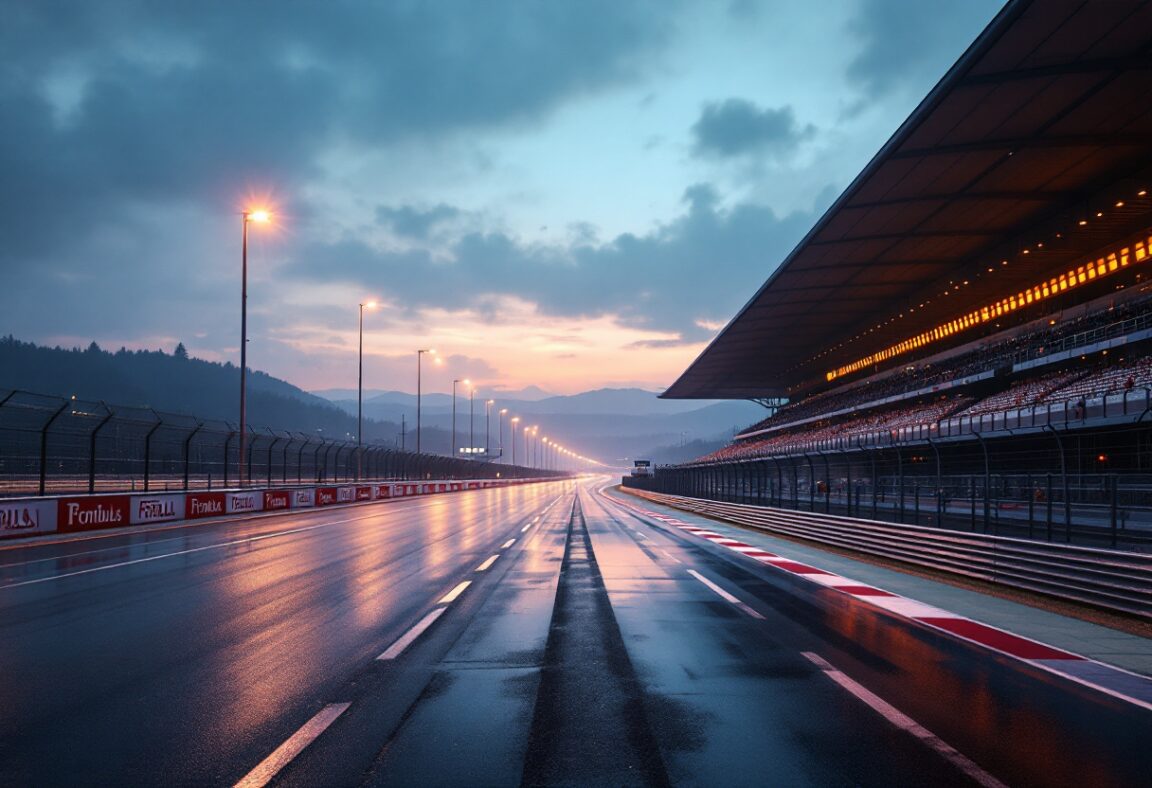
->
0;477;1146;786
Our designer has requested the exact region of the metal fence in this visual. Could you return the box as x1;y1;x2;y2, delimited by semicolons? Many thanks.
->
624;465;1152;553
0;389;555;497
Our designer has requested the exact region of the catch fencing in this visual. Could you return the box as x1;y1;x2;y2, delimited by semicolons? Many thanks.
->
0;389;552;497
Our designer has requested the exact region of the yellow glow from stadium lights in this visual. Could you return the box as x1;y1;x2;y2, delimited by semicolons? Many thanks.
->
825;233;1151;382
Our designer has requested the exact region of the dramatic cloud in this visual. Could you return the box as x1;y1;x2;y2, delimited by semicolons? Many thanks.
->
691;99;814;159
0;0;671;269
845;0;1005;102
376;204;462;240
286;183;818;343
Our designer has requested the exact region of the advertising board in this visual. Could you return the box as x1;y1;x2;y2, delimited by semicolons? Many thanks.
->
131;493;184;525
186;492;226;519
58;495;131;533
0;499;58;536
263;490;292;511
226;491;263;514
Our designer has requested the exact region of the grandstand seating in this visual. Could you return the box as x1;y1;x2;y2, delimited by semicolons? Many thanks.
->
706;297;1152;464
735;290;1152;440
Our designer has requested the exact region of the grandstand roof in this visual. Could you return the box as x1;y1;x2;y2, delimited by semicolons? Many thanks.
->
663;0;1152;400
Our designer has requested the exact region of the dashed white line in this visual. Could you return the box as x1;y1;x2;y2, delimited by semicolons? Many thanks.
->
439;580;472;604
521;523;532;533
659;549;682;564
476;554;500;572
802;652;1007;788
233;702;351;788
501;538;516;549
687;569;765;619
377;608;447;660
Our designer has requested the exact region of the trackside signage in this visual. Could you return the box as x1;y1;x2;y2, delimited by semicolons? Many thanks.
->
186;492;226;520
263;490;291;511
131;494;183;525
4;478;538;540
58;496;131;533
0;499;57;536
226;492;263;514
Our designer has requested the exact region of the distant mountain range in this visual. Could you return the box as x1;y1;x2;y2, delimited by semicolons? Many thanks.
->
0;335;767;466
313;387;764;464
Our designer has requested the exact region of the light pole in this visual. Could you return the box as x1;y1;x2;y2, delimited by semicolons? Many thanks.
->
511;417;520;465
469;384;475;459
498;408;507;461
238;208;270;487
485;399;494;459
358;301;377;480
416;349;436;454
452;378;468;458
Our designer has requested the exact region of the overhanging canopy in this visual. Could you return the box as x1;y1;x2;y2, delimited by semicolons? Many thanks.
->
663;0;1152;399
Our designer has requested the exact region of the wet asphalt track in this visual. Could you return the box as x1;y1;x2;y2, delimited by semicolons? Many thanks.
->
0;477;1145;786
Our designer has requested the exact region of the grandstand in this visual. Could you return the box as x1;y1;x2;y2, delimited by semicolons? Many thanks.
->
628;0;1152;550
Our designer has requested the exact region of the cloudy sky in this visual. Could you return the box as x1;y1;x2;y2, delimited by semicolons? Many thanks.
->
1;0;1004;397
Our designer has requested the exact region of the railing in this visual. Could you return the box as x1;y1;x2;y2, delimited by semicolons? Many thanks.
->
622;488;1152;620
0;389;555;497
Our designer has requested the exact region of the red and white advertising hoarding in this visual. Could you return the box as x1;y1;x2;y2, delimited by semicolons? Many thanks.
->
226;491;263;514
131;493;184;525
58;495;131;533
0;498;58;537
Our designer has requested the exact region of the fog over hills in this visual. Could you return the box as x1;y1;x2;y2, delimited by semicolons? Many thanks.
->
314;387;765;464
0;336;767;466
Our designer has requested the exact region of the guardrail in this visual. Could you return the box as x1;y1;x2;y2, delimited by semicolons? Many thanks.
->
0;477;556;540
622;488;1152;621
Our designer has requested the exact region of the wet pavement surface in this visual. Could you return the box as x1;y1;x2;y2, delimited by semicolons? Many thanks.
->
0;477;1147;786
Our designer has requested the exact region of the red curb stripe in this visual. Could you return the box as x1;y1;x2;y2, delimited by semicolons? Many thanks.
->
771;561;830;575
917;618;1085;661
839;586;897;597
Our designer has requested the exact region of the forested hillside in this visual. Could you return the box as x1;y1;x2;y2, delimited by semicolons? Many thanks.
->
0;336;401;440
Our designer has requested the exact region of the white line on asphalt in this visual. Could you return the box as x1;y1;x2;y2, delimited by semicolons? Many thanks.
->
521;523;532;532
0;522;342;590
501;538;516;548
633;530;647;540
476;555;500;572
377;608;447;660
802;652;1007;788
659;549;682;564
687;569;765;619
233;702;351;788
439;580;472;604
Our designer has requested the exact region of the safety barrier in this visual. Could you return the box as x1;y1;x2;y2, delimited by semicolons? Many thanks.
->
623;488;1152;620
0;477;552;540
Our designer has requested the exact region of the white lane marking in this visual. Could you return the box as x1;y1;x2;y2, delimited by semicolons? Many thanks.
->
501;538;516;549
439;580;472;604
659;549;683;565
802;653;1007;788
233;702;351;788
632;530;647;540
1;522;341;590
476;555;500;572
377;608;447;660
687;569;765;620
521;523;532;533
